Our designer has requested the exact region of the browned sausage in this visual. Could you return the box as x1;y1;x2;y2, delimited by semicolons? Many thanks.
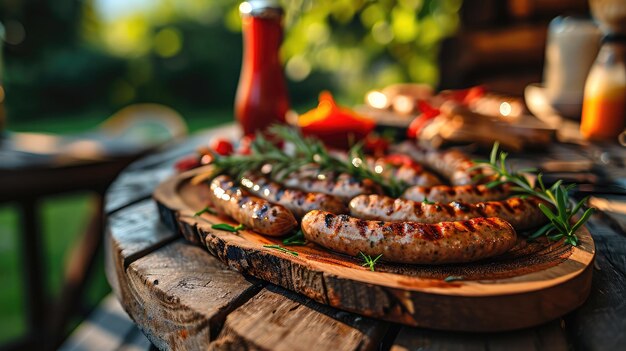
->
301;211;517;264
239;173;347;218
402;184;511;203
208;175;297;236
392;142;487;185
330;151;442;187
349;195;546;231
280;172;379;203
376;161;442;187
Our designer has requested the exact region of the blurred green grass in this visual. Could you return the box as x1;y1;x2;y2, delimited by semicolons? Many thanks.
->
0;107;234;343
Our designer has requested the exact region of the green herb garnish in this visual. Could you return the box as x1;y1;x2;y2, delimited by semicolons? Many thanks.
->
211;125;409;198
194;206;216;216
211;223;245;233
473;142;594;246
264;244;299;256
443;275;464;283
358;252;383;272
422;196;435;205
282;230;307;246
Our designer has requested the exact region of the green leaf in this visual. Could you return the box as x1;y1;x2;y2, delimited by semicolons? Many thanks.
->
485;180;505;189
538;204;568;233
372;253;383;265
211;223;244;232
358;251;383;271
547;233;565;241
282;230;307;246
571;196;589;218
529;223;554;240
549;179;563;193
422;197;435;205
499;152;509;174
194;206;216;216
570;208;595;235
509;186;530;194
490;142;499;165
555;186;569;223
264;244;299;256
538;203;559;222
537;173;546;192
565;236;579;246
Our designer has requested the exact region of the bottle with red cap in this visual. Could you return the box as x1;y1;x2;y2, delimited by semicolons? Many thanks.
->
234;0;290;137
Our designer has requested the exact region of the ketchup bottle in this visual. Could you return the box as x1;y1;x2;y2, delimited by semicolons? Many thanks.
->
235;0;290;137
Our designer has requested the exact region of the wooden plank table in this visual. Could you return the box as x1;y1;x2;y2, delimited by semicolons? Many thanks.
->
105;124;626;350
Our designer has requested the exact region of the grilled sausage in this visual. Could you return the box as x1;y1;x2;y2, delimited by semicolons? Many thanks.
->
280;172;379;203
240;173;347;218
392;142;487;185
208;175;297;236
402;184;511;203
301;211;517;264
349;195;546;231
330;151;442;187
377;161;442;187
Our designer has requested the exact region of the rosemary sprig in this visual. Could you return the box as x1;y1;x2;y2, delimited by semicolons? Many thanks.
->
282;230;307;246
211;223;245;233
358;252;383;271
212;125;409;197
473;143;594;246
264;244;299;256
194;206;216;216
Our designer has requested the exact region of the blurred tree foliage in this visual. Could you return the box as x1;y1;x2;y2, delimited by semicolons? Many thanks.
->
0;0;460;121
280;0;461;99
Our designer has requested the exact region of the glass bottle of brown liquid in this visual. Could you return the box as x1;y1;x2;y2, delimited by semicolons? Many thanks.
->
580;35;626;140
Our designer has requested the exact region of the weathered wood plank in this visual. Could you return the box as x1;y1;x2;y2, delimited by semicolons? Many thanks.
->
391;319;568;351
564;216;626;350
105;167;174;215
210;285;387;351
107;199;178;268
124;239;263;350
105;199;182;315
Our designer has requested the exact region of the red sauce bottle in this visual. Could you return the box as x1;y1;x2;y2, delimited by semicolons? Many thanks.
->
235;0;289;137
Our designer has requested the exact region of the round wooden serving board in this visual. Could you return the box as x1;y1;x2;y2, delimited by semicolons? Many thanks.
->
153;167;595;332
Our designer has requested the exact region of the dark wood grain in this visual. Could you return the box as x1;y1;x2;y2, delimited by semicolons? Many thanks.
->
564;215;626;351
391;319;568;351
210;285;387;351
124;239;263;350
105;199;181;317
106;199;178;268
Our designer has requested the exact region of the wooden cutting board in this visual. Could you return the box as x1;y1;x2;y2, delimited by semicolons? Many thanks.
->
153;167;595;332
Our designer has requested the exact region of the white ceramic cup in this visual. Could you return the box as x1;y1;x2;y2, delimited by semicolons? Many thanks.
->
543;16;601;115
